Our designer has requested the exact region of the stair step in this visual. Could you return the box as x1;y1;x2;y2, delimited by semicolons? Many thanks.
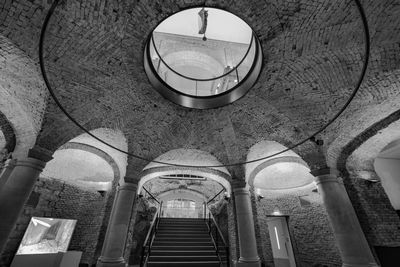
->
160;219;206;221
159;220;206;225
146;218;225;267
156;233;209;237
152;245;215;251
158;224;208;227
157;230;209;234
147;261;220;267
158;224;208;230
149;255;219;262
155;238;211;243
153;241;213;246
150;250;217;256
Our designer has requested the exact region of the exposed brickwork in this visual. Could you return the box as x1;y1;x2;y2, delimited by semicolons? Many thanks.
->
128;198;156;265
328;106;400;263
0;35;47;158
146;177;225;200
227;199;238;263
0;111;15;155
251;188;341;267
0;176;109;267
6;0;399;174
340;176;400;249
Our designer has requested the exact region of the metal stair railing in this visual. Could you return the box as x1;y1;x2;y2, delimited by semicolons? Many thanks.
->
205;202;230;267
140;196;163;267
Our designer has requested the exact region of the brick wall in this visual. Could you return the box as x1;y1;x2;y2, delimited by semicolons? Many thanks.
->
212;198;239;264
0;176;110;267
341;174;400;263
251;188;341;267
128;198;157;265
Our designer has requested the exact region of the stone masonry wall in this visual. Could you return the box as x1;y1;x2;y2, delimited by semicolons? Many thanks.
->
0;176;109;267
251;188;341;267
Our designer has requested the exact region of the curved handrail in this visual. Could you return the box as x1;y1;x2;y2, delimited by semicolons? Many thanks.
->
150;32;255;82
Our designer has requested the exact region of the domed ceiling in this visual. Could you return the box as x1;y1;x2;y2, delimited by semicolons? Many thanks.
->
1;0;399;174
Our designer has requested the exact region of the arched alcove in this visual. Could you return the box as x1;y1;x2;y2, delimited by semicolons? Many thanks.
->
139;148;231;196
42;149;114;191
374;139;400;210
42;128;128;190
246;141;315;192
157;188;207;203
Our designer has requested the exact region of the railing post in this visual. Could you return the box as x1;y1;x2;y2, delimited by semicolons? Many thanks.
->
226;246;230;267
215;226;219;254
208;212;211;233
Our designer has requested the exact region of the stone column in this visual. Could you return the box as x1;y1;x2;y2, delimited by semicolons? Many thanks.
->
0;147;52;253
0;159;16;192
233;181;261;267
97;182;137;267
312;168;379;267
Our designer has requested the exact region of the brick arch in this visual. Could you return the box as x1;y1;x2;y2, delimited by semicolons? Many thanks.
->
139;149;232;196
46;128;129;183
0;35;48;157
55;141;125;263
334;109;400;174
157;188;207;203
245;140;314;191
331;108;400;248
0;111;16;154
58;142;120;182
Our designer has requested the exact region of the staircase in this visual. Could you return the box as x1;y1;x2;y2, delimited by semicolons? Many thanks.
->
147;218;221;267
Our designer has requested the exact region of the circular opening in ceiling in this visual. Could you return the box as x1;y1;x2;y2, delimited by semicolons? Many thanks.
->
144;7;263;109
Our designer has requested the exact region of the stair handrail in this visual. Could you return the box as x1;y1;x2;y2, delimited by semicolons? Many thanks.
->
140;201;163;267
205;202;230;267
142;186;161;204
206;188;225;204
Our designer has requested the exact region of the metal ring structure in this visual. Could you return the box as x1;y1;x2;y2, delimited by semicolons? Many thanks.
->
39;0;370;168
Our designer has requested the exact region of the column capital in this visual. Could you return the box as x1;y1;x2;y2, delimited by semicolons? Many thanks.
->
124;175;139;184
14;158;47;172
310;167;338;177
118;182;138;192
28;146;53;162
231;179;247;190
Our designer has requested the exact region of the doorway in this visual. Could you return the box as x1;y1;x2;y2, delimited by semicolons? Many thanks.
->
266;216;296;267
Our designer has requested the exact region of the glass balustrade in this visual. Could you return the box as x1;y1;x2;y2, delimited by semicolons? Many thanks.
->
149;32;256;97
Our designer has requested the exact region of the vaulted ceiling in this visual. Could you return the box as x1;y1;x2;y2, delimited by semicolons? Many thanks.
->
1;0;399;176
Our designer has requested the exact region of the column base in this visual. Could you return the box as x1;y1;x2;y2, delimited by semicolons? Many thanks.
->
97;257;126;267
234;259;261;267
342;263;379;267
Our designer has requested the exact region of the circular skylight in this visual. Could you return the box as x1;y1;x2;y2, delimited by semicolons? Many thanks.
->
144;7;262;108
